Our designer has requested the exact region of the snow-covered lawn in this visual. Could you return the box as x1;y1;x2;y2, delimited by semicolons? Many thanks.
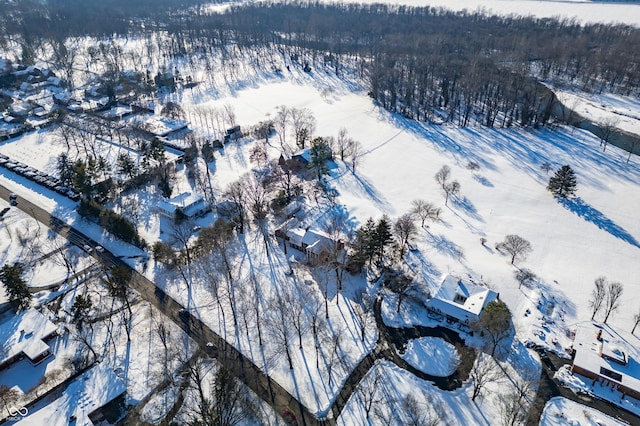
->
400;337;459;377
541;396;627;426
338;360;488;426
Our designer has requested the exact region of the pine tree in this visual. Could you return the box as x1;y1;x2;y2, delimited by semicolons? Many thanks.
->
547;165;577;198
0;263;31;310
374;215;393;263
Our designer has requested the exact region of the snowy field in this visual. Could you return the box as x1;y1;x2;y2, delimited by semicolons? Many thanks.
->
541;396;627;426
205;0;640;26
335;0;640;26
400;337;460;376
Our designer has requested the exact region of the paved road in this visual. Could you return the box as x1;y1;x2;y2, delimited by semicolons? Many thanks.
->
0;185;326;426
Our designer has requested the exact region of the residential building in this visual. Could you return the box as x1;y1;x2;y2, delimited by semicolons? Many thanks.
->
426;274;499;325
571;322;640;400
0;308;58;370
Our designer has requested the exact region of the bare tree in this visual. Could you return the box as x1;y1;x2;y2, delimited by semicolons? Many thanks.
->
500;235;532;265
353;292;376;343
268;293;295;369
435;165;451;190
394;213;418;259
187;363;256;426
401;394;441;426
324;329;345;387
596;117;620;152
632;308;640;334
410;199;441;228
589;276;607;320
540;162;553;175
224;179;248;234
468;353;502;401
443;180;461;206
0;385;20;417
384;270;416;313
335;127;350;161
514;268;536;289
498;389;528;426
273;105;291;151
357;367;384;419
349;139;364;173
290;107;316;150
603;280;623;324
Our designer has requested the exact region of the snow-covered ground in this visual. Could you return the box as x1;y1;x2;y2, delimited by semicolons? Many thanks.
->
541;396;627;426
554;88;640;137
400;337;460;377
1;27;640;423
328;0;640;26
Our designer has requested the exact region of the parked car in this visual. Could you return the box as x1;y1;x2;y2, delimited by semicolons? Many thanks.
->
83;244;93;254
95;245;105;253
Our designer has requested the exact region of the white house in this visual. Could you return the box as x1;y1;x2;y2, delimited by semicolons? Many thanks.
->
426;275;499;325
285;227;341;265
0;308;58;370
571;322;640;400
157;192;209;220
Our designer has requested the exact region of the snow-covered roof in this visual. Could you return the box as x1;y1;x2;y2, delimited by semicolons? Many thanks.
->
286;227;306;247
426;275;498;323
573;322;640;392
129;114;188;137
157;192;206;217
0;308;58;366
15;363;126;426
302;229;334;255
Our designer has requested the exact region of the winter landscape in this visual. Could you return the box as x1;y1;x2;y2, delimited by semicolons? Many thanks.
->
0;1;639;426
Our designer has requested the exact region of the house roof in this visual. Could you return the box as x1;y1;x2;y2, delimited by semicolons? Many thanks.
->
285;227;336;255
426;275;498;322
573;322;640;392
157;192;205;217
0;308;58;365
15;363;126;426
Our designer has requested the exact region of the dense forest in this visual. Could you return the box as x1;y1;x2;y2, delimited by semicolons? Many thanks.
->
2;1;640;127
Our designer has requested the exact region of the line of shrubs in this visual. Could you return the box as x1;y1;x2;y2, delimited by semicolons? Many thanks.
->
78;198;146;248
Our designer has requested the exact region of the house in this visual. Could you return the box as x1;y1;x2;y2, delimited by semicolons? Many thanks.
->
570;322;640;400
15;363;126;426
0;308;58;371
426;275;499;325
157;192;209;220
285;227;341;264
224;125;243;143
130;114;189;138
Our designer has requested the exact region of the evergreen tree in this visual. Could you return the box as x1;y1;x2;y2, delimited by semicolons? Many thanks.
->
0;263;31;310
117;153;136;179
349;218;377;269
374;215;393;263
71;294;93;329
547;165;577;198
309;137;332;181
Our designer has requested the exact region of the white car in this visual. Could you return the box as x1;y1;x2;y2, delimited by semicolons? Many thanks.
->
83;244;93;254
95;245;105;253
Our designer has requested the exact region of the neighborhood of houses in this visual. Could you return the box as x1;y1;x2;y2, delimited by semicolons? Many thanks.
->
1;53;640;426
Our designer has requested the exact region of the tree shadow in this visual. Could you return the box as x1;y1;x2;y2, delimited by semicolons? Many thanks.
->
450;195;483;223
558;197;640;248
426;232;465;260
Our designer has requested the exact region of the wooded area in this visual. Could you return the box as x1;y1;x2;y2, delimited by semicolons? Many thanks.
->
2;1;639;127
